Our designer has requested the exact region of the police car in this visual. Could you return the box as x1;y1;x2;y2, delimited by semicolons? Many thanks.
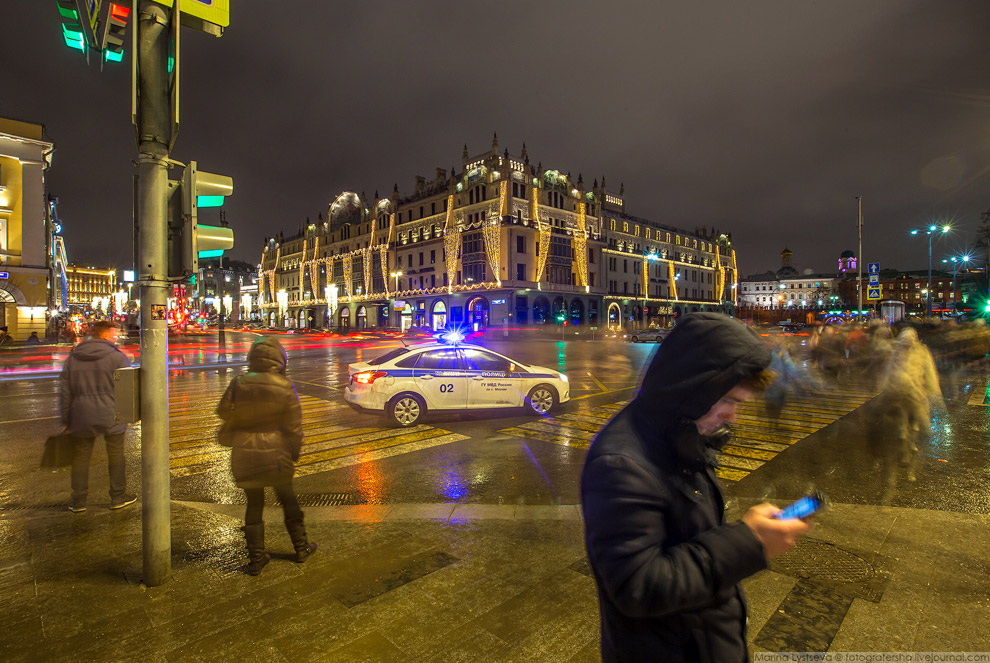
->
344;331;570;426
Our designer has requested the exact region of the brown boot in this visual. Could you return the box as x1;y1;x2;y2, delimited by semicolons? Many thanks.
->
242;523;270;576
284;518;317;563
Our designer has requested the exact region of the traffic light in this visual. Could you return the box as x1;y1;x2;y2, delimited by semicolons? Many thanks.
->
55;0;94;54
167;161;234;279
100;2;129;62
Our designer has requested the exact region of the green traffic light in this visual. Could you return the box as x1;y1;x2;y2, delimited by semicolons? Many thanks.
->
104;49;123;62
61;25;86;52
197;195;226;208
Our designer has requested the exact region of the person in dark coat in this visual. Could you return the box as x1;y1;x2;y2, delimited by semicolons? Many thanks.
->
581;313;809;663
58;320;135;513
217;336;316;575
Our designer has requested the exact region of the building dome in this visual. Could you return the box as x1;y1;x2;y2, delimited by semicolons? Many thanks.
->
328;192;364;229
840;249;855;258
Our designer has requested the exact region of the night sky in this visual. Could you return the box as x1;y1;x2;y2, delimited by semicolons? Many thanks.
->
5;1;990;277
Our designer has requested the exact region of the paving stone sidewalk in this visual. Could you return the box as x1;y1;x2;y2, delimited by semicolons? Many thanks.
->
1;499;989;662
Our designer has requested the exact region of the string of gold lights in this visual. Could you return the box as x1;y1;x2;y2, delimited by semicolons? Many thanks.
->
714;243;724;301
574;202;589;288
342;253;353;297
363;247;373;296
483;214;502;287
668;260;678;300
442;195;460;294
536;212;552;284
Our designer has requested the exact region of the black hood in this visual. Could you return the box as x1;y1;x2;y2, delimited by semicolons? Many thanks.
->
247;336;287;374
631;313;770;468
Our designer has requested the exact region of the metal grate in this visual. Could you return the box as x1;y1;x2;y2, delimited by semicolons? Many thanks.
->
771;538;875;583
274;492;353;507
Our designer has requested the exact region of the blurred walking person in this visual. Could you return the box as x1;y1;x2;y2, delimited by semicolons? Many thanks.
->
58;320;135;513
217;336;316;576
764;340;817;429
868;328;942;501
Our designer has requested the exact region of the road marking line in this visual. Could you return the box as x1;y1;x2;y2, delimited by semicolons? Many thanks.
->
714;466;750;482
497;426;590;450
302;425;434;454
714;453;764;471
518;421;596;441
587;373;608;392
720;445;778;461
296;428;452;466
0;415;60;425
294;432;469;477
967;386;988;406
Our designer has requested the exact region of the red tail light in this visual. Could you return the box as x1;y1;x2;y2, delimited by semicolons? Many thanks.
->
353;371;387;385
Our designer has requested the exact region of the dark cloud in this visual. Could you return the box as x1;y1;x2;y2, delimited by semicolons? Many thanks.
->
5;0;990;275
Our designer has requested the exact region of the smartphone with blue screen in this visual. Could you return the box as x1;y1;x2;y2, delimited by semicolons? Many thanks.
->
774;491;826;520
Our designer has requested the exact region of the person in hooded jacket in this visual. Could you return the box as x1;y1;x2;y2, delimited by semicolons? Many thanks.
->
59;320;135;513
581;313;809;663
216;336;316;576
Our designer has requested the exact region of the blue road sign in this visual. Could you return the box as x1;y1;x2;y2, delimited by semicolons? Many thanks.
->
869;273;879;285
868;262;880;274
868;287;882;300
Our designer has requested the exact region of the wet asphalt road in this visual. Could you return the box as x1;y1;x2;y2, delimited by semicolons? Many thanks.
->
1;329;987;515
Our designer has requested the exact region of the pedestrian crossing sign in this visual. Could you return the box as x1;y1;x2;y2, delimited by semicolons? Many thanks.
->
868;287;882;300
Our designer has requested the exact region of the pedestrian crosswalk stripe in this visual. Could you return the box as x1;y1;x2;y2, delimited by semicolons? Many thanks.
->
714;467;750;482
497;426;590;448
719;445;778;461
294;432;469;477
714;453;764;471
516;421;596;441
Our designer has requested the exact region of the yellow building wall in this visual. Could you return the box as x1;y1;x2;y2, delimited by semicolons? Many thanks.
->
0;156;23;266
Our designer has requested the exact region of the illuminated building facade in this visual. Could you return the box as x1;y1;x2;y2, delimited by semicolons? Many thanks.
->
65;265;117;309
259;138;739;331
0;117;54;340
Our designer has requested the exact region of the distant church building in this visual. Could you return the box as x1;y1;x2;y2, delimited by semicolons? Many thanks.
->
838;250;857;274
738;248;838;310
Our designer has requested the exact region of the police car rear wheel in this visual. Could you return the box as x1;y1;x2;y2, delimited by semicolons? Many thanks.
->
527;385;557;415
388;394;425;427
631;336;639;343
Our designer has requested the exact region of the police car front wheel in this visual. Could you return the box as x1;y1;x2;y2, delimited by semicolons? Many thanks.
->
526;385;558;416
388;393;426;427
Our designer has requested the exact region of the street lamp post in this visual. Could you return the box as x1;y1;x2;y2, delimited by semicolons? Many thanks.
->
389;271;403;329
911;224;950;318
942;255;970;316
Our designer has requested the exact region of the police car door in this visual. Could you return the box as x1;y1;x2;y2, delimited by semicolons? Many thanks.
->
412;348;469;410
460;347;518;408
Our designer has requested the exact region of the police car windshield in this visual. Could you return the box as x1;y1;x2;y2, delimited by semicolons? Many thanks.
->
369;347;411;365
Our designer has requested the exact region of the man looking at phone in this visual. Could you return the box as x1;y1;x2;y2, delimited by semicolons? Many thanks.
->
581;313;809;663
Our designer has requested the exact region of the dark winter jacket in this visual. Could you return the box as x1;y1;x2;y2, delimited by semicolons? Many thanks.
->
216;337;303;489
59;338;131;436
581;313;771;663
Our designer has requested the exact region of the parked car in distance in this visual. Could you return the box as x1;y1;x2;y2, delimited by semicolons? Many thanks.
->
629;328;669;343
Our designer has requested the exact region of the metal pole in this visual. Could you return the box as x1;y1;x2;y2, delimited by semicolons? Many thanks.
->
218;252;225;351
856;196;863;322
953;261;958;316
136;1;171;586
927;232;933;318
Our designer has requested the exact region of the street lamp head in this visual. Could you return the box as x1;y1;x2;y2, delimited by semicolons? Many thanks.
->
911;229;919;235
962;255;970;262
929;225;937;232
942;225;950;233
